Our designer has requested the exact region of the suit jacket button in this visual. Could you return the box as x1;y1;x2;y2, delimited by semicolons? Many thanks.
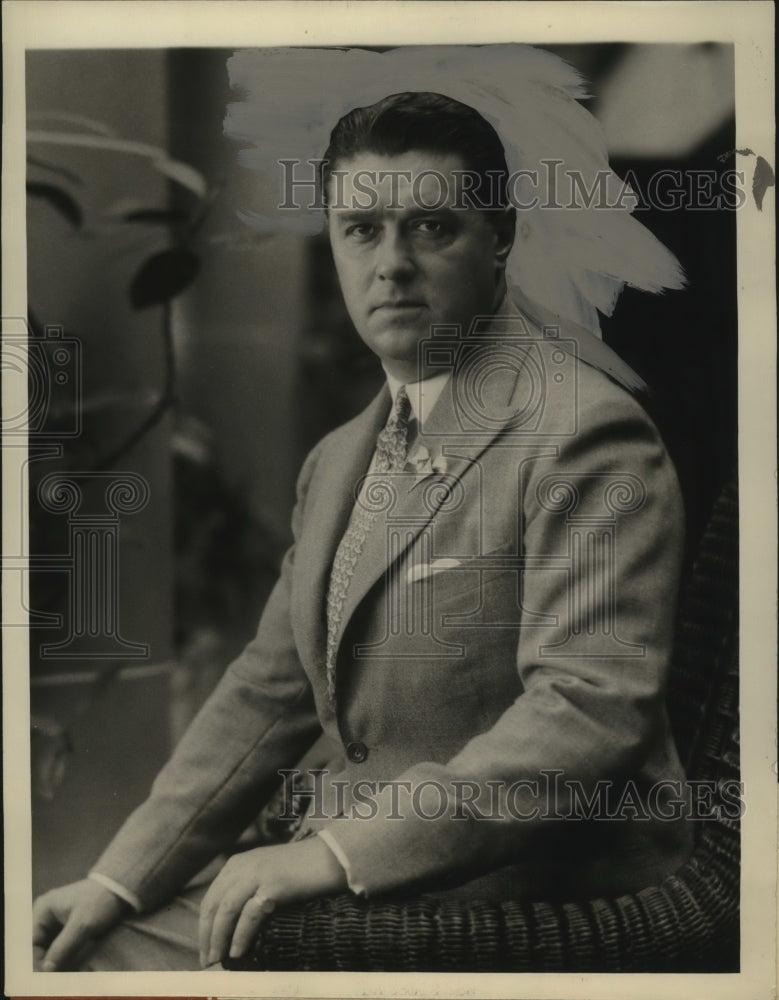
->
346;741;369;763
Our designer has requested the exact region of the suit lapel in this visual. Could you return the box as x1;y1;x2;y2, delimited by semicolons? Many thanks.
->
297;298;545;688
332;373;506;664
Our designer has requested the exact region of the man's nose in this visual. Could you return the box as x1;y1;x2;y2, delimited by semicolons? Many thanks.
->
375;230;416;282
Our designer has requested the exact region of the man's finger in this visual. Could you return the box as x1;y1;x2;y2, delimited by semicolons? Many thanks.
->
198;862;239;966
42;916;93;971
228;894;276;960
207;892;246;967
69;935;100;972
198;888;220;968
32;895;63;949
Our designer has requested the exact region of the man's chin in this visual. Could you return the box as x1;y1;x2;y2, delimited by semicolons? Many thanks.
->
363;321;431;362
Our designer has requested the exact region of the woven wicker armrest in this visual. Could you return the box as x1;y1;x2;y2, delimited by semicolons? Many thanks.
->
225;475;739;973
224;703;739;972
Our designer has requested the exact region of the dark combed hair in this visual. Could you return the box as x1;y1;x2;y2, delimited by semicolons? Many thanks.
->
320;91;509;214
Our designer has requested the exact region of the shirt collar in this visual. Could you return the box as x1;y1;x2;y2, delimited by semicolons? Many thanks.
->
383;368;450;428
382;294;520;423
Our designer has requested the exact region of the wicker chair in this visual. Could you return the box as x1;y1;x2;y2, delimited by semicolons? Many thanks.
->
226;474;739;973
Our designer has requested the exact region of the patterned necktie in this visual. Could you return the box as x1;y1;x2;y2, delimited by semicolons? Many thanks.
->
325;386;412;700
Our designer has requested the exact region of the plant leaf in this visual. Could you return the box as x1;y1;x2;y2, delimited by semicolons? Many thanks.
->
129;248;200;308
28;131;208;198
27;111;117;136
26;182;82;228
152;157;209;198
107;206;190;225
124;208;190;225
27;155;83;185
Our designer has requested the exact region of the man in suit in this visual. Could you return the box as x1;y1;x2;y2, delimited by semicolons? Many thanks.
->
32;91;692;972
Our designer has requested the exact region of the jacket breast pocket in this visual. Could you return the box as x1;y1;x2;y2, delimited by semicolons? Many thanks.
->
407;540;524;627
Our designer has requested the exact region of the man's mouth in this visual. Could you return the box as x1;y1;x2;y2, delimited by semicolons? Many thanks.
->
371;300;426;312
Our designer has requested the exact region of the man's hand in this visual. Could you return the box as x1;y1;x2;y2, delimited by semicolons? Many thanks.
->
198;837;347;967
32;879;131;971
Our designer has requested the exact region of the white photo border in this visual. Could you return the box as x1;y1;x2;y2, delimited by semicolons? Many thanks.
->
3;2;775;998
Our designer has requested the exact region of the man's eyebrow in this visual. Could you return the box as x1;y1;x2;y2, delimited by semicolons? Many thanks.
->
406;206;458;218
331;206;459;222
330;210;380;224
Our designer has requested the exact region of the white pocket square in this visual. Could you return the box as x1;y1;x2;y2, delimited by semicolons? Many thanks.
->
407;558;462;585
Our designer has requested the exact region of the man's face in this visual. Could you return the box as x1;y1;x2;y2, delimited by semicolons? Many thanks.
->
327;151;513;382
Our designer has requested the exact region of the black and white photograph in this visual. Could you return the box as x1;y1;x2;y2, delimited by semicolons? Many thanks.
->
2;2;776;996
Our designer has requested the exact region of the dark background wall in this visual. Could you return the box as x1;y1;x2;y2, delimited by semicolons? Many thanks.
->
26;49;175;893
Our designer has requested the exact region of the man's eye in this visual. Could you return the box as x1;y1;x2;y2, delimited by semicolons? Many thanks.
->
345;223;377;240
413;219;446;236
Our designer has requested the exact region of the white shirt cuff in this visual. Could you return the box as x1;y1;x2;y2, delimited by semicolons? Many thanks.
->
317;829;367;898
88;871;143;912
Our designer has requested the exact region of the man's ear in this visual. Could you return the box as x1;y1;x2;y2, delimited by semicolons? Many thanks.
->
493;206;516;267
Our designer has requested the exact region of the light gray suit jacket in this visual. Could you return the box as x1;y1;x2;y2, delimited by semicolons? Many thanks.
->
93;313;693;909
